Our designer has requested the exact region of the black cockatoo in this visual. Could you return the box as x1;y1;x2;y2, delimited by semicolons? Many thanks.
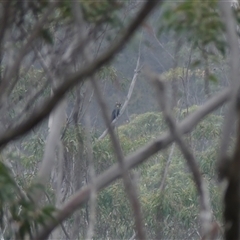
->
111;102;122;121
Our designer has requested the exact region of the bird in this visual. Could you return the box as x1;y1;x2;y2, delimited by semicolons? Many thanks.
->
111;102;122;121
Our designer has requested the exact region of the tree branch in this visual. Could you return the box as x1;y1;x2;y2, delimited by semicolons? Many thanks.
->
218;2;240;239
218;1;240;165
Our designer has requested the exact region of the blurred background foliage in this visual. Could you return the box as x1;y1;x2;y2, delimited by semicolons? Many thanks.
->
2;105;223;238
0;0;235;238
91;109;222;239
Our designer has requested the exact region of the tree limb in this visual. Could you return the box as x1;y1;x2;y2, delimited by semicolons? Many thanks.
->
218;1;240;165
218;2;240;239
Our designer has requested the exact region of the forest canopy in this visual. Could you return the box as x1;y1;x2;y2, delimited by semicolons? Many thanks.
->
0;0;239;239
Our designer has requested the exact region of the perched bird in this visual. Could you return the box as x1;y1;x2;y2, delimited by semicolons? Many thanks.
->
111;102;122;121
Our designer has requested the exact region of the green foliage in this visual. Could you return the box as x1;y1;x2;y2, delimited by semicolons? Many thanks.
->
94;110;222;239
81;0;124;25
98;66;118;82
1;0;229;238
96;181;133;238
0;161;56;239
63;125;85;153
193;115;221;139
93;112;166;173
9;67;49;121
160;0;225;55
120;112;166;138
98;66;130;91
4;105;223;239
12;68;47;102
2;132;45;187
3;102;223;239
